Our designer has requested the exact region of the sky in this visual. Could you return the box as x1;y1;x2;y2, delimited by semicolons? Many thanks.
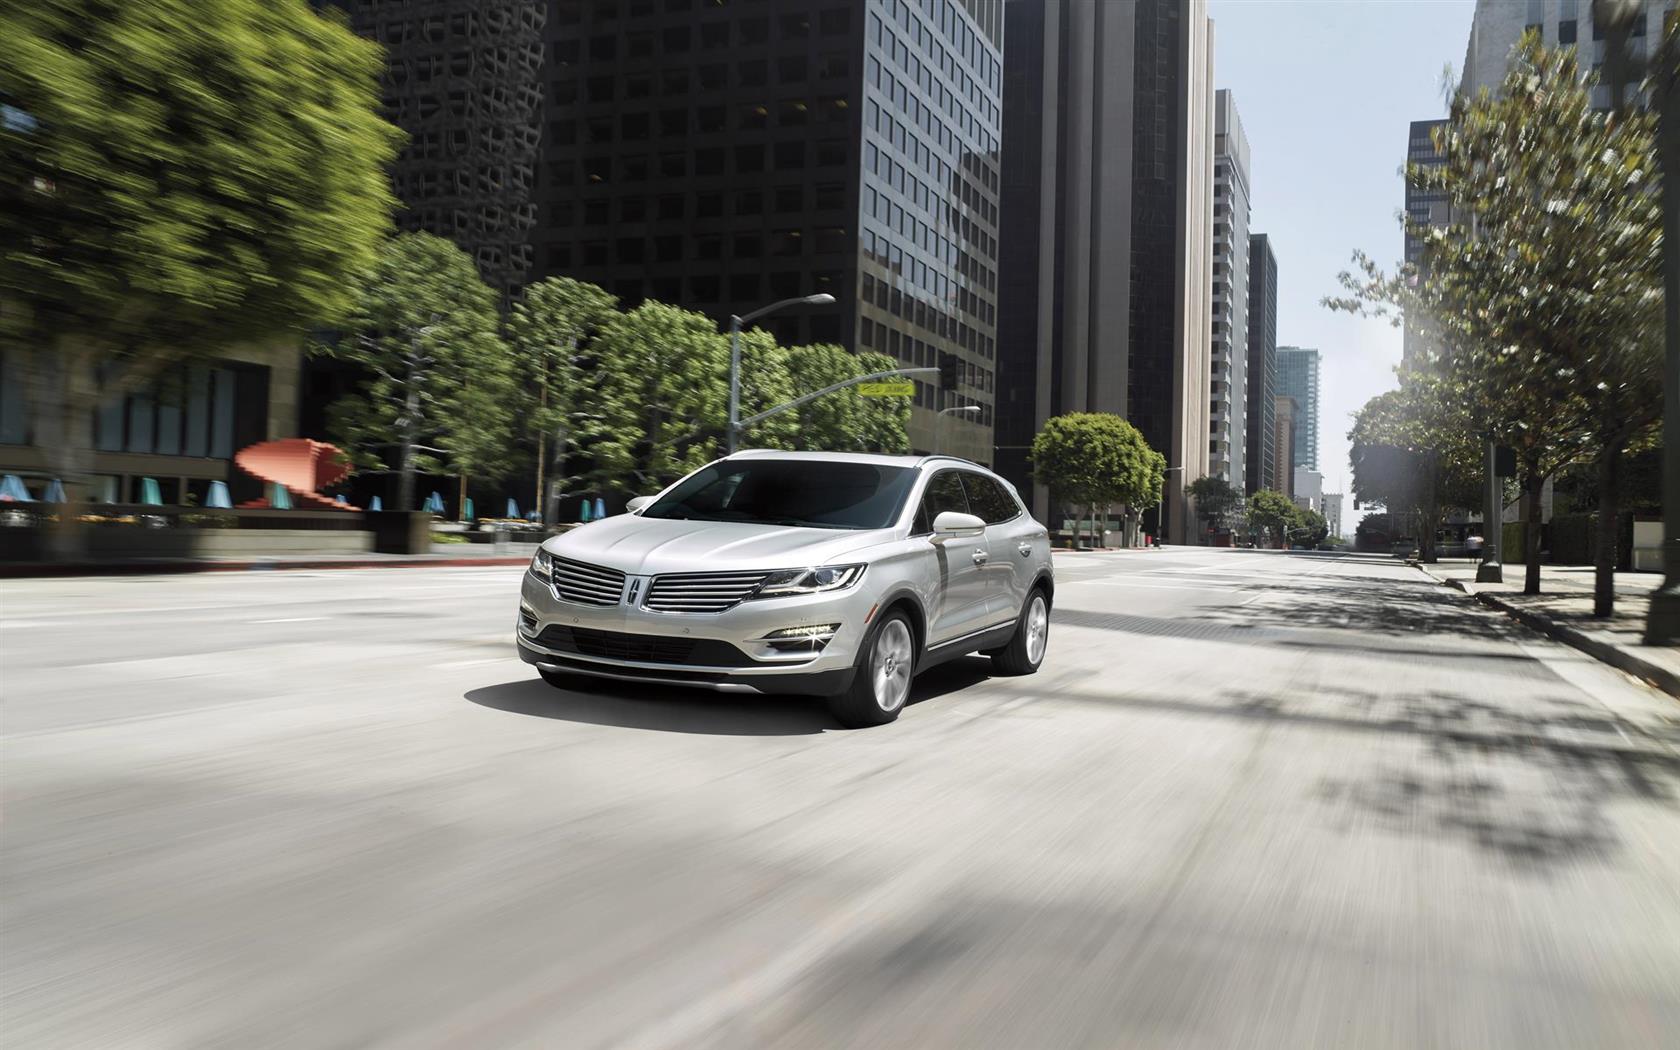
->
1205;0;1477;531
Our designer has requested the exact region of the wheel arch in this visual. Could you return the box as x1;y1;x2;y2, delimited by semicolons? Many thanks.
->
873;589;927;659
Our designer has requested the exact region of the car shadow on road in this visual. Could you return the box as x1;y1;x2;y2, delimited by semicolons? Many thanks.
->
465;677;834;736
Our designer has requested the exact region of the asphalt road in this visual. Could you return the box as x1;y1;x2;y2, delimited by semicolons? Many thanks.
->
4;549;1680;1048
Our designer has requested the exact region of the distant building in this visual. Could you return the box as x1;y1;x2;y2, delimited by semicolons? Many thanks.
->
1245;233;1278;495
1323;491;1344;538
1276;346;1320;471
1273;395;1296;500
1210;90;1251;490
1292;467;1324;514
995;0;1214;541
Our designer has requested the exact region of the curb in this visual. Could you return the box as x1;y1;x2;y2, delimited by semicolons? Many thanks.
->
1417;565;1680;700
0;555;533;579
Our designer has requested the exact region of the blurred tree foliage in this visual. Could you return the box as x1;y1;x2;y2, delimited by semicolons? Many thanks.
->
1328;33;1664;608
0;0;399;531
1347;379;1482;562
322;234;515;512
1186;475;1242;537
784;344;912;454
506;277;618;516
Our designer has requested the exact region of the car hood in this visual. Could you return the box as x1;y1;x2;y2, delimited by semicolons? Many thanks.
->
545;515;893;575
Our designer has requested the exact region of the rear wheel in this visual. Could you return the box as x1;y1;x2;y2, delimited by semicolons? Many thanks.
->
991;588;1049;676
827;611;916;728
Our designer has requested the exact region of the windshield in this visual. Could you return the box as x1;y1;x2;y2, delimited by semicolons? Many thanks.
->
641;459;918;530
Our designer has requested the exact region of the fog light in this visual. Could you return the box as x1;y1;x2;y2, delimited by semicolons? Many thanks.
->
762;623;840;653
518;604;537;634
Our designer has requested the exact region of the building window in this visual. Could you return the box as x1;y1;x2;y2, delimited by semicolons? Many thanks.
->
696;192;724;217
772;229;803;256
653;236;682;263
734;233;763;257
736;144;765;172
731;274;760;299
736;190;763;215
617;238;645;263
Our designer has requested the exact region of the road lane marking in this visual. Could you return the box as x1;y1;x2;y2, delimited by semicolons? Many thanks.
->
248;616;330;624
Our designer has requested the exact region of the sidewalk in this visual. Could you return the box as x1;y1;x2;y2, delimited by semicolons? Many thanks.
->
0;544;534;578
1419;559;1680;699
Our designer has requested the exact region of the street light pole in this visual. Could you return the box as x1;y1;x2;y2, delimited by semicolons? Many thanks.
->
936;404;980;455
1477;436;1503;583
726;293;835;454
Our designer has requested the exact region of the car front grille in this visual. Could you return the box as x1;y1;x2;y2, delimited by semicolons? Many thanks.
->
643;571;773;613
532;625;751;667
552;558;625;606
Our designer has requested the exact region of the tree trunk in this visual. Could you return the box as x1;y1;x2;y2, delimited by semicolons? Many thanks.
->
397;355;419;512
457;472;468;522
1523;467;1545;596
1419;458;1440;564
1594;436;1620;618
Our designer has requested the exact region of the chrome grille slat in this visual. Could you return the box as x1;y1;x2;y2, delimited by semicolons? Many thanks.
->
552;557;626;607
644;571;772;613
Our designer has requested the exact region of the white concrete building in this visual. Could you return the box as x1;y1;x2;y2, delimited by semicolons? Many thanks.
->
1323;492;1344;538
1292;468;1324;514
1210;89;1251;490
1461;0;1670;107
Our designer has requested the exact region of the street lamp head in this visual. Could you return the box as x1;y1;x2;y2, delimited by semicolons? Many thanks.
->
803;293;836;305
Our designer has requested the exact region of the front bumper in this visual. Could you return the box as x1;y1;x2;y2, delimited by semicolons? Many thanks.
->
515;570;865;696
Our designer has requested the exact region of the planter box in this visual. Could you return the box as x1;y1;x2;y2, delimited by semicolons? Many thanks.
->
367;511;432;555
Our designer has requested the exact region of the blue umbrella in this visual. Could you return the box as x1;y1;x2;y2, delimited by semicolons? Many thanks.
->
593;497;607;520
506;498;520;519
369;495;383;512
205;480;232;509
334;493;349;506
44;478;65;503
425;491;444;514
463;496;475;521
579;499;592;523
139;477;163;506
270;482;292;510
0;474;32;502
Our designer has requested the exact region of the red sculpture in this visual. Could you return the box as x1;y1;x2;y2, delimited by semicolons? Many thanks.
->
235;438;358;510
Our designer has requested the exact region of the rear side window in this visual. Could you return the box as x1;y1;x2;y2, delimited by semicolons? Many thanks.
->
914;470;970;532
960;473;1019;524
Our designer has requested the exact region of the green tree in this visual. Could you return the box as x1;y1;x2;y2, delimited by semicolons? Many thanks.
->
322;233;515;512
576;301;729;496
1247;489;1299;548
1325;34;1665;598
732;327;800;452
506;277;618;521
784;344;911;453
1031;412;1163;549
1295;507;1330;548
1;0;399;545
1186;475;1242;542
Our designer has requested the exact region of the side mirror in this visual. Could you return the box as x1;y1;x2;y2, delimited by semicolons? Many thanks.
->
931;511;985;541
626;495;656;514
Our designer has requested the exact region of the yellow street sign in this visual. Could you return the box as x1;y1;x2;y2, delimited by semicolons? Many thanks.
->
857;380;915;397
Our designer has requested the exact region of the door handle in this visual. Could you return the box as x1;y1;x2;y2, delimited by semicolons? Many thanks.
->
1017;543;1032;557
972;548;989;565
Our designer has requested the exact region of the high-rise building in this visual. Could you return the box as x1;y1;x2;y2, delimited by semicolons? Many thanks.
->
1401;118;1449;371
994;0;1214;542
342;2;547;297
1276;346;1319;471
1323;491;1344;538
1272;395;1296;499
1245;233;1277;495
350;0;1006;462
1460;0;1668;107
1210;90;1250;490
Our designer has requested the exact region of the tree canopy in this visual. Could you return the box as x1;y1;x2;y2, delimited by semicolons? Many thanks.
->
323;233;515;509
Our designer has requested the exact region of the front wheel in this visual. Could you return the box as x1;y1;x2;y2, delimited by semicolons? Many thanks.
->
991;589;1049;676
827;611;916;728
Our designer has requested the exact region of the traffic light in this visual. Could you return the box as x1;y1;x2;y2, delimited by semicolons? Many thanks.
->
938;352;959;390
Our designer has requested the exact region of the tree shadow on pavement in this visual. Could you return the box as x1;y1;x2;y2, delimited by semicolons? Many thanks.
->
465;678;834;736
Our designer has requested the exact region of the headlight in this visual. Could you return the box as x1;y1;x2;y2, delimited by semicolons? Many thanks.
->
752;563;865;599
530;547;553;581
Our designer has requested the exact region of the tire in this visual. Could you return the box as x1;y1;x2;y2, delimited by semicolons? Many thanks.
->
537;667;572;689
827;610;917;728
991;588;1049;676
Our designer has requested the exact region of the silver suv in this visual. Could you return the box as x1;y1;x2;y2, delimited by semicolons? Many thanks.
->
516;451;1053;727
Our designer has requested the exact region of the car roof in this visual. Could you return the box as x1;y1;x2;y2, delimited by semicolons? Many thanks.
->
727;449;988;471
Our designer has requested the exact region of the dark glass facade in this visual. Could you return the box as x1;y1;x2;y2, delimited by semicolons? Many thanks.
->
534;0;1002;459
1245;233;1277;496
